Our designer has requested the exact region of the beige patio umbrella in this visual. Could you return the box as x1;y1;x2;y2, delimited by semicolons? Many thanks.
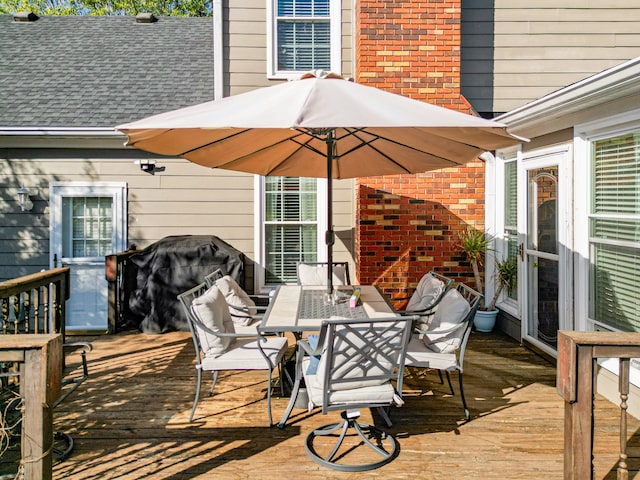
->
116;70;524;292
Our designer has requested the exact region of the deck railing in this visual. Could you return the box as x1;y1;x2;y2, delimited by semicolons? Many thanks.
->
1;269;71;480
558;330;640;480
0;267;70;337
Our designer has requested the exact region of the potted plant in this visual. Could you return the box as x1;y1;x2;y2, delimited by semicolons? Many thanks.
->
457;227;517;332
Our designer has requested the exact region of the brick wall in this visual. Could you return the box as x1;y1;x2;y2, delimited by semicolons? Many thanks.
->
354;0;484;302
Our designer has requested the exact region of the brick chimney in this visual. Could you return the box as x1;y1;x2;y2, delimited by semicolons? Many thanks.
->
354;1;483;300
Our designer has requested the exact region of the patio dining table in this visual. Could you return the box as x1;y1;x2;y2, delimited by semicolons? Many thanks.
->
260;284;399;428
260;284;397;336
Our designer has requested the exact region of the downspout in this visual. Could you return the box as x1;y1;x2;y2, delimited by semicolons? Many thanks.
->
213;0;224;100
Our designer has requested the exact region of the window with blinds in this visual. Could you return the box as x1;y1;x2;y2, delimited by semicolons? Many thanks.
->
589;131;640;331
269;0;338;76
264;177;318;284
277;0;330;71
503;159;518;300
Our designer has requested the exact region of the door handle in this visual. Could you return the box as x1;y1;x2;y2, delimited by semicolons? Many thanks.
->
518;243;524;262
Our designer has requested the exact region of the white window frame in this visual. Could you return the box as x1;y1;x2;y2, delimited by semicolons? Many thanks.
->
486;147;521;318
50;181;128;266
266;0;342;80
575;110;640;391
574;110;640;332
254;175;328;292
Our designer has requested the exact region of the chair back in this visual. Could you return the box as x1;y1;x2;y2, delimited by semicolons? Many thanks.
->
406;271;454;312
297;261;351;286
452;283;483;368
316;317;413;413
177;283;211;363
204;269;225;287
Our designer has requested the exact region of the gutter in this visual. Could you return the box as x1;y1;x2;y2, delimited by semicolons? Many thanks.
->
0;127;124;138
0;127;128;148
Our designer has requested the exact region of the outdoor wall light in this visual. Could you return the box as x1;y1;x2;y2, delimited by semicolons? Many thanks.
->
135;159;157;174
17;186;34;212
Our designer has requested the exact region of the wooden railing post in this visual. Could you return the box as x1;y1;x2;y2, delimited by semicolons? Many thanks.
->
1;334;62;480
557;331;640;480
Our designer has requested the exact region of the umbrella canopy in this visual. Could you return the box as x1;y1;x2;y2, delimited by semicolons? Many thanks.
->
116;70;524;292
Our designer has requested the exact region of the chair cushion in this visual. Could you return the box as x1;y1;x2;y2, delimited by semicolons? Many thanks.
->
303;358;396;407
190;285;236;357
407;273;445;311
215;275;257;326
201;337;288;370
297;263;347;286
405;336;457;370
422;288;470;354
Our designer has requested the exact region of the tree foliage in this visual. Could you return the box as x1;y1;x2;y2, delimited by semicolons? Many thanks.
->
0;0;212;16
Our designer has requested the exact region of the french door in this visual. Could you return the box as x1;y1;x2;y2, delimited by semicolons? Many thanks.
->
520;147;572;355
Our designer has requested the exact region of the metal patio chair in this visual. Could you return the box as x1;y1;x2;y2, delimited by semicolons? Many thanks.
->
177;283;288;425
404;282;483;421
283;316;414;471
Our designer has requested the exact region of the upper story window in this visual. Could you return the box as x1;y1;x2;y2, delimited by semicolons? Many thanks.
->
267;0;341;79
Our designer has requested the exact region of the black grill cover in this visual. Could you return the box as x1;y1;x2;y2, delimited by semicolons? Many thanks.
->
123;235;245;333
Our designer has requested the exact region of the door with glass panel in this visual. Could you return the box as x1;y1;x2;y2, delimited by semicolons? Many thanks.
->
50;183;127;333
521;149;570;354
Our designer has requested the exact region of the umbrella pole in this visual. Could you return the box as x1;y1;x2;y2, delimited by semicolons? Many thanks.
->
325;131;335;296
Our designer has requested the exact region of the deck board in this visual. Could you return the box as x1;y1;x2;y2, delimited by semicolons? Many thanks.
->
53;330;640;479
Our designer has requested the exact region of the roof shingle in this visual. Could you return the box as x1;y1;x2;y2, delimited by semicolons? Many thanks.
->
0;14;214;128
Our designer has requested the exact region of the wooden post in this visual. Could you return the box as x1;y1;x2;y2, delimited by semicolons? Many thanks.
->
1;334;62;480
557;331;640;480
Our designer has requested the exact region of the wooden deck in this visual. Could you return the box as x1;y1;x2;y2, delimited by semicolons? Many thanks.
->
53;330;640;479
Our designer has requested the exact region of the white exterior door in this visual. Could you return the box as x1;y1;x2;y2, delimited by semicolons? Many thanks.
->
50;182;127;333
519;147;572;356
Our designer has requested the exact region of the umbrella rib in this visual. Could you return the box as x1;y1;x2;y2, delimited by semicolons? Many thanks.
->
342;127;472;171
178;128;251;157
176;128;317;174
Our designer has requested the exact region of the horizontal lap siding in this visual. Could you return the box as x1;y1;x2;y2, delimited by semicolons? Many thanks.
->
226;0;353;96
0;149;257;281
461;0;640;115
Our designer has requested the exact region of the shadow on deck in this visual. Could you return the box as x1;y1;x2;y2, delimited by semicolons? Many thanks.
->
53;330;640;479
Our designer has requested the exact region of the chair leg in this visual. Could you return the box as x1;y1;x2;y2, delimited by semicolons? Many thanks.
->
189;367;204;422
444;371;455;396
437;369;444;385
376;406;393;428
209;370;219;396
458;371;470;421
266;367;274;427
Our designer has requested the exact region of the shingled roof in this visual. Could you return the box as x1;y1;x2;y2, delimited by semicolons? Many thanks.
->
0;14;214;128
